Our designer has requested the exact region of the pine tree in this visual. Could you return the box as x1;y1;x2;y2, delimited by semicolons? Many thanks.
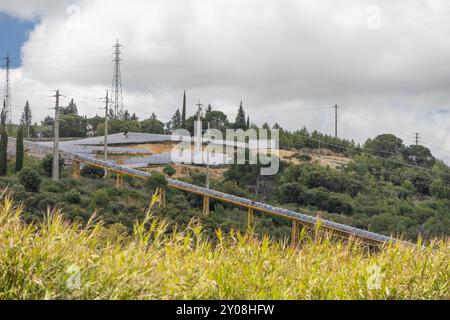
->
21;101;32;138
234;100;246;130
171;109;182;130
15;126;24;172
181;90;187;128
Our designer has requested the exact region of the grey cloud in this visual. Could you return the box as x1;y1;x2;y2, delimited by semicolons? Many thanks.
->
1;0;449;161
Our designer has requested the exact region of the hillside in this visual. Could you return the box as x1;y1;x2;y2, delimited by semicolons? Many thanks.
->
0;196;448;300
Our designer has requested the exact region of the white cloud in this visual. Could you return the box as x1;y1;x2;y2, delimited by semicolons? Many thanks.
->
0;0;449;161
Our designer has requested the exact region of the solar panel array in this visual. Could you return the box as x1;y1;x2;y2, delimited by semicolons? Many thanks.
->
8;137;405;246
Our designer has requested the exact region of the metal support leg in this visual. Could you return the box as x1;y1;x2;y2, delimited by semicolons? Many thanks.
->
291;220;301;248
72;161;80;179
202;195;210;216
116;173;123;190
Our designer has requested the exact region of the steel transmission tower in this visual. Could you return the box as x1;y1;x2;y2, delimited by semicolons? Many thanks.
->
3;54;12;124
111;39;124;118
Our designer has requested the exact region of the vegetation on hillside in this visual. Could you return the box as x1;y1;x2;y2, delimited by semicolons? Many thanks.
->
8;97;450;242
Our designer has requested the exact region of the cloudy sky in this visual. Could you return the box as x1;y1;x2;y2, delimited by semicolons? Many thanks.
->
0;0;449;161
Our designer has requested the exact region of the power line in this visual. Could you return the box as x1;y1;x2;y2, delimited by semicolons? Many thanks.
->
296;133;450;180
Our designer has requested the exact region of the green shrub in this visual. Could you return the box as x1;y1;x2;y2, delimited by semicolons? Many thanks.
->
89;189;109;209
42;181;65;193
64;189;81;204
163;165;176;177
80;164;105;179
18;167;41;192
145;172;168;192
41;155;64;177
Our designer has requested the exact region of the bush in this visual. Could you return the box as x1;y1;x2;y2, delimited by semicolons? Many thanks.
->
80;164;105;179
42;181;65;193
145;172;168;192
18;167;41;192
163;165;176;177
89;189;109;209
64;189;81;204
42;155;64;177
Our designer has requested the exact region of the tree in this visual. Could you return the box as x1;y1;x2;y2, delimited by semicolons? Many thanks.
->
403;145;436;167
0;106;7;176
59;114;88;137
21;101;32;138
123;110;131;121
0;129;7;176
430;179;449;199
234;101;246;130
163;165;176;177
246;116;250;129
60;98;78;115
145;172;168;192
18;167;41;192
42;154;64;177
204;110;229;132
15;126;24;172
181;90;187;128
168;109;182;132
87;115;104;136
364;134;404;157
140;117;165;134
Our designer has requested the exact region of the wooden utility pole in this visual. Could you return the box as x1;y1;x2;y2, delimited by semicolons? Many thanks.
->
206;122;210;189
195;100;203;153
52;90;61;181
104;90;109;160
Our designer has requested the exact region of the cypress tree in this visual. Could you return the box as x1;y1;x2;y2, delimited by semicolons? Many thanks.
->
246;116;250;129
0;129;7;176
234;100;246;130
0;105;7;176
181;90;186;128
21;101;32;138
15;126;24;172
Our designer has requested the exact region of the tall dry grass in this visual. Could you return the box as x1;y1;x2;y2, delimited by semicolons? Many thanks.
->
0;195;448;300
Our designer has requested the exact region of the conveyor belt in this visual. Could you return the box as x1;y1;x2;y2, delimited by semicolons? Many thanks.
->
23;140;406;246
